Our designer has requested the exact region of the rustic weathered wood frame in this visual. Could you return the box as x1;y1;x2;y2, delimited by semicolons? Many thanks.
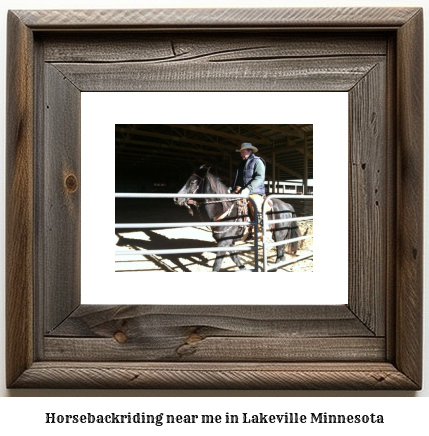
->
6;8;423;389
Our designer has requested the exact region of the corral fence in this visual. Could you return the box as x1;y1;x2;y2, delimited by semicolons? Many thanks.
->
262;194;314;272
115;193;313;272
115;193;259;272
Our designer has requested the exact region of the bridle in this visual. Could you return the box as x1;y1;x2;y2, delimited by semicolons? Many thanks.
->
186;173;205;208
191;173;205;195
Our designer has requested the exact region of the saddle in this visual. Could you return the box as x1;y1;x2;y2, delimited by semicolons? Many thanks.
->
240;198;274;241
248;198;274;224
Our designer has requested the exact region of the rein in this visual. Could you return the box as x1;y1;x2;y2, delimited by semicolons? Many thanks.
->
186;173;249;234
191;198;247;234
186;173;247;234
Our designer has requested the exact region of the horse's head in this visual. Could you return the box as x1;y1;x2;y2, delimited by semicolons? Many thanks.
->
174;166;210;209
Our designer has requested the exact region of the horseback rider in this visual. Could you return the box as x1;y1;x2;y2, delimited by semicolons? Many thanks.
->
232;143;266;225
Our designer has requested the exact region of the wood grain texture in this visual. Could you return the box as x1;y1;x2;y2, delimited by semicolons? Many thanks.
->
6;7;423;390
5;11;34;388
384;33;398;364
42;33;388;63
11;362;419;390
14;8;420;29
348;62;386;335
44;337;385;362
43;64;81;332
44;305;381;362
395;9;424;388
52;56;383;92
48;305;374;338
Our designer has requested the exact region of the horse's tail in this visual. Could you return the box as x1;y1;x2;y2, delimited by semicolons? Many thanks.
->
282;204;301;254
286;216;301;254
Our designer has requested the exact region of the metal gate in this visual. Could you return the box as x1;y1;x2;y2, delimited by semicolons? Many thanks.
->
261;194;313;272
115;193;260;272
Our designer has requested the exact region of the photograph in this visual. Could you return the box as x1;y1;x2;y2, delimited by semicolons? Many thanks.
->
115;124;314;273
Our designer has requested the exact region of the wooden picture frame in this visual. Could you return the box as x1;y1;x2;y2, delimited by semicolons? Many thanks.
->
6;8;423;389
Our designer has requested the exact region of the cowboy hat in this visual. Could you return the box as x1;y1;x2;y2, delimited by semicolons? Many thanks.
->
236;142;258;153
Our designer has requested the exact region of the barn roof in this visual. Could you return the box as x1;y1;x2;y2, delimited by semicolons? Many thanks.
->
115;124;313;187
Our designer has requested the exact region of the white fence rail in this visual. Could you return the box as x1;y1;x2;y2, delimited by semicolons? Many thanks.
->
115;193;259;272
116;193;313;272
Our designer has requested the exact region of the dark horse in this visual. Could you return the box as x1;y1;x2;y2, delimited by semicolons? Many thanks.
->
174;166;301;272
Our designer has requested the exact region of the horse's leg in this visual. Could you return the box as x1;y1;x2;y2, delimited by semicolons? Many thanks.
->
212;253;224;272
273;224;299;269
228;230;246;270
230;250;246;270
212;238;229;272
212;238;245;272
275;240;286;264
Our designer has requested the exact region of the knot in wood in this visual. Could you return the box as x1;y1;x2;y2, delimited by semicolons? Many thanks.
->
185;333;203;344
114;331;128;343
65;174;78;193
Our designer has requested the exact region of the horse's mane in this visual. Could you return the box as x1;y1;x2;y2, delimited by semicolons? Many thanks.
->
205;171;229;194
204;170;231;213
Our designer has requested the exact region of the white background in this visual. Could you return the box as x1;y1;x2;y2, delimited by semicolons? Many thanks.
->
82;92;348;305
0;0;428;425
